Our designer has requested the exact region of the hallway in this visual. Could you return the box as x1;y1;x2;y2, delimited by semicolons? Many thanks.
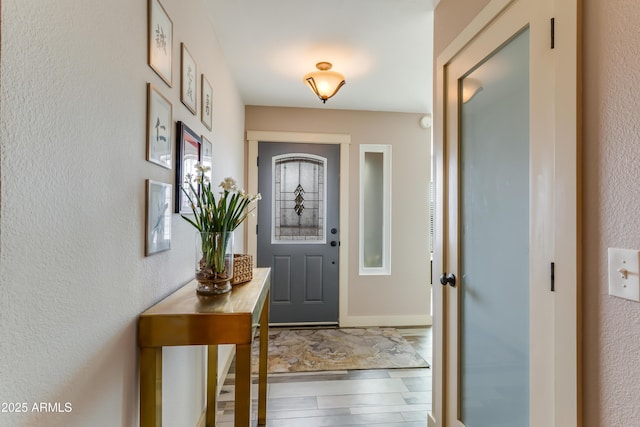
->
217;327;432;426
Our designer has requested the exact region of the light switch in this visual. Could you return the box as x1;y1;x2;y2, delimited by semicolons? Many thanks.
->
608;248;640;302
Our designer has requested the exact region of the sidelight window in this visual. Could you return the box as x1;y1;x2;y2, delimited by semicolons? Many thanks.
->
359;144;392;275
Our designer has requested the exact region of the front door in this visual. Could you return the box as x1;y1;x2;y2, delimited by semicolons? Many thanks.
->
257;142;340;324
431;0;580;426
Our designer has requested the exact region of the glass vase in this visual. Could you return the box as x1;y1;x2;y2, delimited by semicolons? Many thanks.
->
195;231;234;295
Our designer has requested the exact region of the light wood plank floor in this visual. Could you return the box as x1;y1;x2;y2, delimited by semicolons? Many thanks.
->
217;327;432;426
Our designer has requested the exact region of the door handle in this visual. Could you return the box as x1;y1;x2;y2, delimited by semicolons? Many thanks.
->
440;273;456;287
330;241;338;247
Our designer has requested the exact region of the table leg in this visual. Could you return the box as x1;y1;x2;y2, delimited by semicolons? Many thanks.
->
235;343;252;427
140;347;162;427
258;293;269;425
206;345;218;427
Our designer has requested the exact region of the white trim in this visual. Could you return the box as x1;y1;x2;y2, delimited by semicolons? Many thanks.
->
245;130;351;326
340;314;432;328
553;0;581;424
247;130;350;145
359;144;392;275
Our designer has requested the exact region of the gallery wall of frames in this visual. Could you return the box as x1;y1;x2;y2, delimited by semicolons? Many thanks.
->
144;0;215;256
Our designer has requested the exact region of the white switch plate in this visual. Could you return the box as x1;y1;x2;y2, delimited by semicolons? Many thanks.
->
608;248;640;302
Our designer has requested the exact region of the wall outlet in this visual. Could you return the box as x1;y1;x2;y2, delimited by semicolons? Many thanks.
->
608;248;640;302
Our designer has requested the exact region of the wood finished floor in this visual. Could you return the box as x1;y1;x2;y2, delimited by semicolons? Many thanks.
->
217;327;432;426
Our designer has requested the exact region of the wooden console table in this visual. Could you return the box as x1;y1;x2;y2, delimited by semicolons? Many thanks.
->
138;268;271;427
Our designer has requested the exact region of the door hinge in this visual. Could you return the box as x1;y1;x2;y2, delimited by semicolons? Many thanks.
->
550;18;555;49
550;262;555;292
257;156;259;166
256;224;259;234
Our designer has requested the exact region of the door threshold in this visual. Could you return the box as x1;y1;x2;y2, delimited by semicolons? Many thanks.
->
269;322;339;328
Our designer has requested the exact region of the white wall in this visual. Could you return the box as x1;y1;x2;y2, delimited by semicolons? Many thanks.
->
0;0;244;426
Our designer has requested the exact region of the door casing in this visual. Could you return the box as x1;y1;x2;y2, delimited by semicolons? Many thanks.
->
430;0;581;425
246;130;351;326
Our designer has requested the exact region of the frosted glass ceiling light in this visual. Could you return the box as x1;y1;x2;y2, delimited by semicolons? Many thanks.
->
303;62;346;103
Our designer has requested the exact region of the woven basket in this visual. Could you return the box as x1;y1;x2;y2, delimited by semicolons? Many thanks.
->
231;254;253;286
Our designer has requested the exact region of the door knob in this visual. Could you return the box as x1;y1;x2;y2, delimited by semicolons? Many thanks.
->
330;241;338;247
440;273;456;287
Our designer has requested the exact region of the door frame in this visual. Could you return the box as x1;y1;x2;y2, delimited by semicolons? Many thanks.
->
246;130;351;325
430;0;581;426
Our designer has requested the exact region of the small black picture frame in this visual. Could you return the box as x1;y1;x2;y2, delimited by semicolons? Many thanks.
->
175;121;201;213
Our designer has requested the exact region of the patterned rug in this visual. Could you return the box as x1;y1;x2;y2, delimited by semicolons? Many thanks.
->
251;327;429;373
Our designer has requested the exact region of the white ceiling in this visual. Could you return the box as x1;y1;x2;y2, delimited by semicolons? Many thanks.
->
205;0;436;114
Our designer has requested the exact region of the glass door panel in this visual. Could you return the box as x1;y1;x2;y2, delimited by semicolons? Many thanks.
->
459;28;530;427
272;153;326;244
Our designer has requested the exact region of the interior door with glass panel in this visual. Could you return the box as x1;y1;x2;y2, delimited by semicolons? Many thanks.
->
432;0;579;426
454;27;536;427
257;142;340;324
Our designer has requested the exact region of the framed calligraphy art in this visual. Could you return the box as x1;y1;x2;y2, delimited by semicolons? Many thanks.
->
146;83;172;169
148;0;173;87
175;121;201;213
146;179;172;256
201;75;213;131
180;43;197;115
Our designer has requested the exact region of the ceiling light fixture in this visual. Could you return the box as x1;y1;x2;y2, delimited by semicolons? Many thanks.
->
303;62;346;103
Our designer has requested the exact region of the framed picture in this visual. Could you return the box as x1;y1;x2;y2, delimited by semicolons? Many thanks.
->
175;121;201;213
146;83;172;169
201;75;213;131
146;179;172;256
148;0;173;87
180;43;197;115
201;135;213;182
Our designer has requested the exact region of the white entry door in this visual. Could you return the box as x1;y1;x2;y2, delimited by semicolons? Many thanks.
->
430;0;580;426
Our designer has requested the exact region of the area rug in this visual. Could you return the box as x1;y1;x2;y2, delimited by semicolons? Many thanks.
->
251;327;429;373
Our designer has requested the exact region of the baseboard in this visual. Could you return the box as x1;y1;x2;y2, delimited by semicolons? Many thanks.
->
196;410;206;427
269;321;339;327
427;412;437;427
339;314;432;328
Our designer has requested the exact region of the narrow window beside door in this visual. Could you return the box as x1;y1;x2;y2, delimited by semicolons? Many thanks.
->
359;144;392;275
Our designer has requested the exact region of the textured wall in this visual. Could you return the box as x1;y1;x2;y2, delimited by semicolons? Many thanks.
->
0;0;244;425
246;106;432;325
582;0;640;425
